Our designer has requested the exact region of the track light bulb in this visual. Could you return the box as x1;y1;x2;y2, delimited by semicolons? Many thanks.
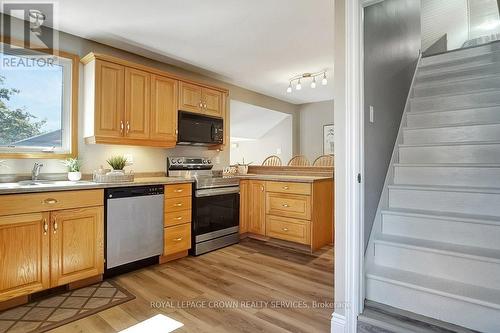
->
311;77;316;89
322;72;328;85
296;79;302;90
286;83;292;93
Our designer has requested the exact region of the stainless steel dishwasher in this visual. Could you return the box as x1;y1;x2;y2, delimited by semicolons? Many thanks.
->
105;185;164;277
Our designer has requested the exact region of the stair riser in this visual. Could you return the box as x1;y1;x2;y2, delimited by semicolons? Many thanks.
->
399;144;500;164
382;213;500;250
366;278;500;333
389;188;500;216
403;124;500;144
406;107;500;127
394;166;500;187
374;242;500;289
420;43;500;67
419;53;500;76
413;76;500;98
415;63;500;86
410;91;500;113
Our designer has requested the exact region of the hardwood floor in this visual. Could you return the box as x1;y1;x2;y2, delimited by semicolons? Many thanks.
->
49;239;334;333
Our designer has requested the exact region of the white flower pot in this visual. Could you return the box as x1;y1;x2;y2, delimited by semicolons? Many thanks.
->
237;165;248;175
68;171;82;181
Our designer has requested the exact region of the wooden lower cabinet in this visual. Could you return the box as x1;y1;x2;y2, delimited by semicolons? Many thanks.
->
240;179;333;251
163;223;191;256
50;207;104;287
0;213;50;301
0;190;104;303
248;180;266;235
161;183;192;262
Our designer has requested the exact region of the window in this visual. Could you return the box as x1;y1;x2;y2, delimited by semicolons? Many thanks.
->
0;40;78;158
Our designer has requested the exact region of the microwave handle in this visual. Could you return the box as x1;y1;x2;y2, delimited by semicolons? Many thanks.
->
210;123;215;141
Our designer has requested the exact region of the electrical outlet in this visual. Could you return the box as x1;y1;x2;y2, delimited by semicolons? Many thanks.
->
369;105;374;123
124;154;134;165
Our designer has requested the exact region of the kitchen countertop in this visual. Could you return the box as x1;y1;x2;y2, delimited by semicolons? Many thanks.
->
0;177;194;195
235;174;333;183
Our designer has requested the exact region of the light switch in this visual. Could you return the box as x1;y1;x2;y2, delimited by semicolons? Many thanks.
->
369;105;374;123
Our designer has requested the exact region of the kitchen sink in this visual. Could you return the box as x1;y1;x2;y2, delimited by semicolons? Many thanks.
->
17;180;56;186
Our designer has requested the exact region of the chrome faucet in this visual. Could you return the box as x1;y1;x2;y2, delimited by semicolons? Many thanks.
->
32;162;44;181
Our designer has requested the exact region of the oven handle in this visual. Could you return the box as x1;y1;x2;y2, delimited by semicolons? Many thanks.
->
195;186;240;197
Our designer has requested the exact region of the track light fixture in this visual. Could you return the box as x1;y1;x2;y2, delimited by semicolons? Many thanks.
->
286;70;328;93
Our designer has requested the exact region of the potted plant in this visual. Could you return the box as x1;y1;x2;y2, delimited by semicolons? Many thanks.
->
62;157;83;181
106;155;127;175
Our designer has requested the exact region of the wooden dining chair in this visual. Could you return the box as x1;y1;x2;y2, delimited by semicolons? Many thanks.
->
313;154;334;167
262;155;282;166
287;155;310;166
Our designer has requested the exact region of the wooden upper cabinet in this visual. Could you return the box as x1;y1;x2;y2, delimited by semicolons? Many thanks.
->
125;68;150;139
95;60;125;137
151;75;178;142
179;81;203;113
0;213;50;302
82;53;227;147
50;206;104;287
248;180;266;235
202;87;223;118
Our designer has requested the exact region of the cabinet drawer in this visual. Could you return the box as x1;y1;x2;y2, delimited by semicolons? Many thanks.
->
165;183;192;198
266;215;311;245
266;193;311;220
266;181;311;195
0;190;103;216
164;210;192;227
164;223;191;255
165;196;192;212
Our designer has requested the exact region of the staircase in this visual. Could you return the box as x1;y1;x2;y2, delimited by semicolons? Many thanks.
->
365;42;500;333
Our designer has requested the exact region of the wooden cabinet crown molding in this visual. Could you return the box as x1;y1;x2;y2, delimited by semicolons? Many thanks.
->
81;52;229;95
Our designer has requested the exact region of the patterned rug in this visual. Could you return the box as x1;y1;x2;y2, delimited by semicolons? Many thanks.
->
0;280;135;333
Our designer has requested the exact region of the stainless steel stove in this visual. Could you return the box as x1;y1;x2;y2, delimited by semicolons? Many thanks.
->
167;157;240;255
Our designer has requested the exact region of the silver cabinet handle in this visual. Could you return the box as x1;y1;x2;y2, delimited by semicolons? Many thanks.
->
52;218;58;234
174;189;183;193
174;203;183;207
126;121;130;134
173;237;183;242
282;203;289;208
175;216;183;220
43;198;58;204
120;120;124;134
282;186;289;190
282;227;289;232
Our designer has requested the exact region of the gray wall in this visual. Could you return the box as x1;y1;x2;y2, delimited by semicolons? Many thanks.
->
363;0;421;247
299;100;334;162
0;13;300;175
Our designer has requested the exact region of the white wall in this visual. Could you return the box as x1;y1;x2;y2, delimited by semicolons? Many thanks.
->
421;0;469;52
230;116;292;165
299;100;334;162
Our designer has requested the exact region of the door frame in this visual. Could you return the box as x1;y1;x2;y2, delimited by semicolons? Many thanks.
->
332;0;368;332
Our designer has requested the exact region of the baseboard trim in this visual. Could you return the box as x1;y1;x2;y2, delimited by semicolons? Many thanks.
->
331;312;346;333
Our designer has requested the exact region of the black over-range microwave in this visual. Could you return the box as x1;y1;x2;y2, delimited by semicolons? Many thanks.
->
177;111;224;146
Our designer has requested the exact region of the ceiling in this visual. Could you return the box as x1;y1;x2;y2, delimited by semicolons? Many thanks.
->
230;100;291;140
8;0;335;104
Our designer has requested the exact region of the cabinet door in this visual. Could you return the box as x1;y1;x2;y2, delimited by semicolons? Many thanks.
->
248;180;266;235
151;75;178;142
125;68;150;139
179;82;202;113
95;60;125;137
0;213;50;302
202;88;223;117
239;180;249;234
50;207;104;287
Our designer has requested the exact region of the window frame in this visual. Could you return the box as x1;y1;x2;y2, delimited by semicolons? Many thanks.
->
0;36;79;159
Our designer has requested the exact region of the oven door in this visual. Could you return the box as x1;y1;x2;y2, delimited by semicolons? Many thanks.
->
193;187;240;238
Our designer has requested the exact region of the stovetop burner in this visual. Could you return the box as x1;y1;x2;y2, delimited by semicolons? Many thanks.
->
167;156;239;189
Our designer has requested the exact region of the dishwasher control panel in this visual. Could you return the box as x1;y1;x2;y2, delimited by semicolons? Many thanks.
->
106;185;164;199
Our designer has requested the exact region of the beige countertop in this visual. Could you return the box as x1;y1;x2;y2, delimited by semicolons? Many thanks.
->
0;177;193;195
235;174;333;183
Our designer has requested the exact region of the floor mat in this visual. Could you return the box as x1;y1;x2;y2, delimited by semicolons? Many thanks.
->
0;280;135;333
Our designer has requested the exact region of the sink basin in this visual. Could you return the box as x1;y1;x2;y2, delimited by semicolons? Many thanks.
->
17;180;56;186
